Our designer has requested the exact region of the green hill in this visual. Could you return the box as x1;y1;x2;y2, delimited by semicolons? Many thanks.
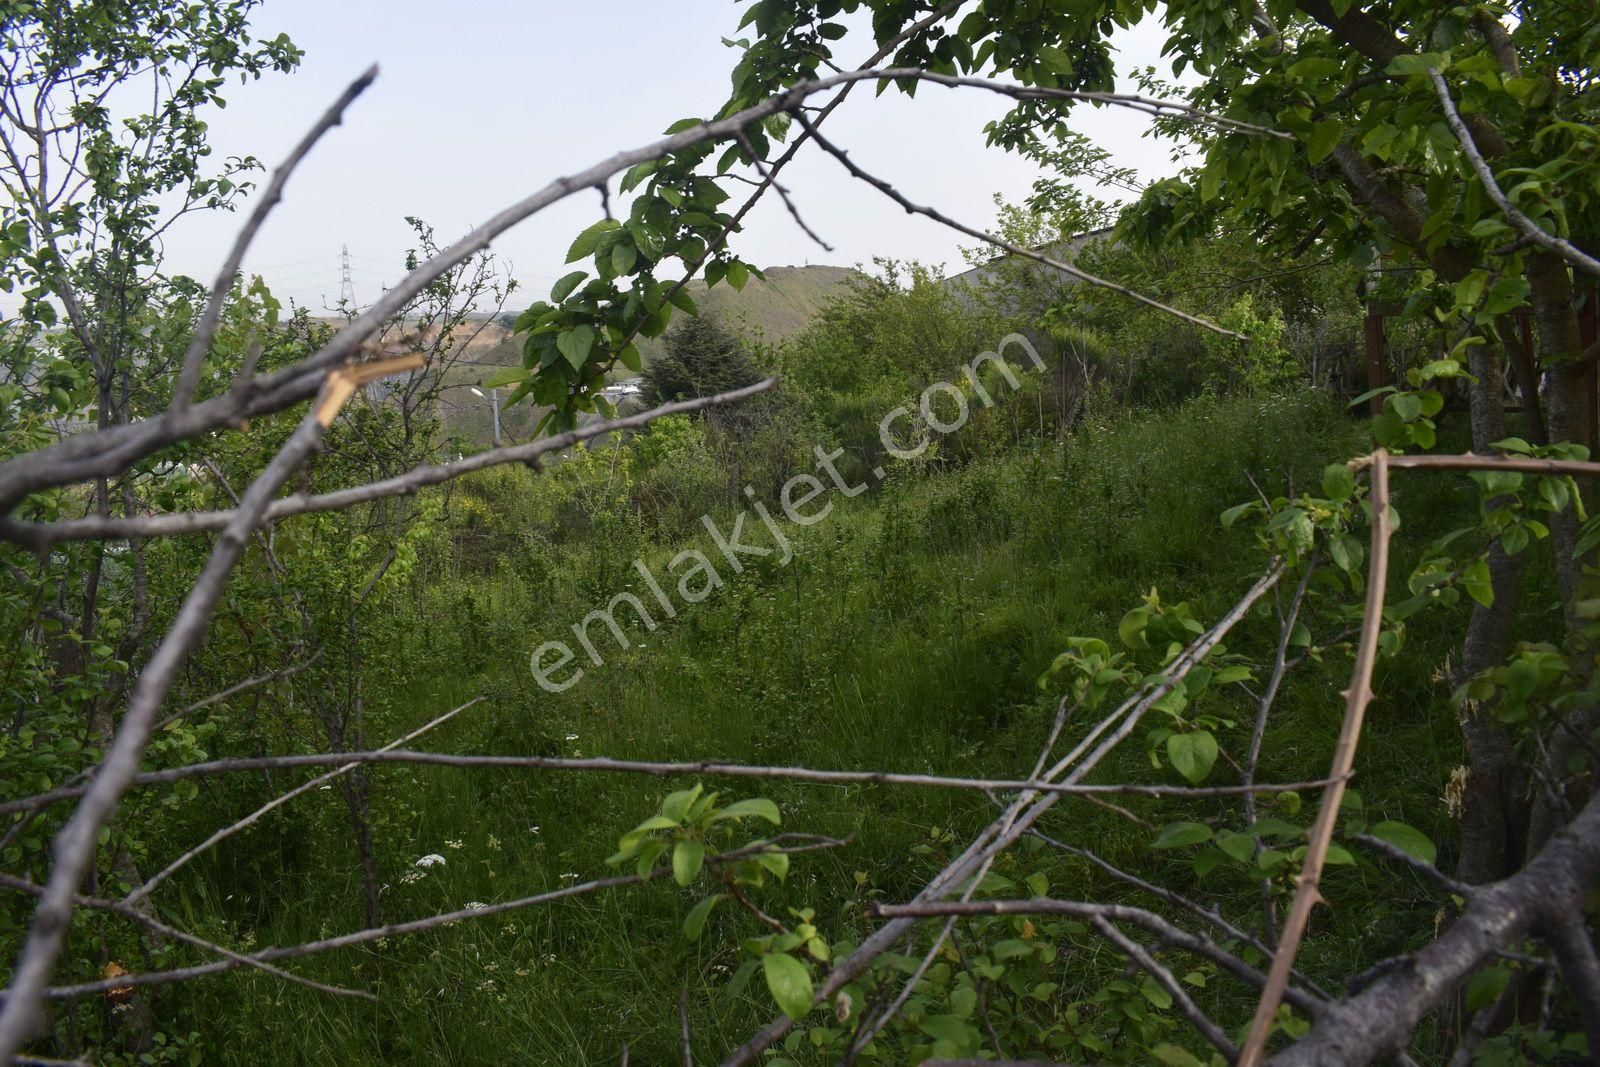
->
439;263;860;444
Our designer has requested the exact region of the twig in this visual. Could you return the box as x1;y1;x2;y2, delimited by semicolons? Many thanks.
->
124;696;484;905
1026;831;1331;999
679;986;693;1067
1089;915;1238;1061
0;360;404;1057
1429;69;1600;278
169;67;378;411
37;835;844;1000
1238;451;1393;1067
153;653;323;732
794;112;1248;340
0;380;778;547
1352;833;1473;897
0;752;1349;817
870;899;1322;1016
1245;552;1318;945
0;872;371;1002
735;131;832;252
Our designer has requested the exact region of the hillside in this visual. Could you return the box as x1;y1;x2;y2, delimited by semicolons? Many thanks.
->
432;263;859;445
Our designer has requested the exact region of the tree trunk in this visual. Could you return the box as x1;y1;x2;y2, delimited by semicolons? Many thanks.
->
1456;335;1528;885
1525;250;1597;857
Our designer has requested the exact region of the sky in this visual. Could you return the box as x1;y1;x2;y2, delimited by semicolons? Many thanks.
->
143;1;1189;312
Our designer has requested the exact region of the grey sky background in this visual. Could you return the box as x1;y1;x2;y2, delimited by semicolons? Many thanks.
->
151;1;1188;312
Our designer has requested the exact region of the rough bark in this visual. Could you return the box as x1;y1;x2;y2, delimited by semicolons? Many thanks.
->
1457;338;1528;886
1270;789;1600;1066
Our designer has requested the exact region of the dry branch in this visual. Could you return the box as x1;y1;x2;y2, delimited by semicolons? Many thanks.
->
0;752;1347;817
793;112;1248;340
0;380;775;548
124;697;485;905
169;66;378;411
36;835;844;1001
1429;69;1600;278
1237;452;1392;1066
0;68;1269;516
722;563;1286;1066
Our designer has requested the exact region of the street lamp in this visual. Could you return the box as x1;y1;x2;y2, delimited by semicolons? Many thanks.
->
469;386;501;447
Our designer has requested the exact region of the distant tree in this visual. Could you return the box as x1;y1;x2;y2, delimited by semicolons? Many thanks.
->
641;313;760;406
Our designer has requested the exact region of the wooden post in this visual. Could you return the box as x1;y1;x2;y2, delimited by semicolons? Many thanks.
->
1363;304;1387;414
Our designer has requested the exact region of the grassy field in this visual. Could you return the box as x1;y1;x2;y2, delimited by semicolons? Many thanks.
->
155;389;1491;1064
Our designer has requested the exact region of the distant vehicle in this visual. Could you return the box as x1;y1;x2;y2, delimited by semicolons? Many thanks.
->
599;377;643;400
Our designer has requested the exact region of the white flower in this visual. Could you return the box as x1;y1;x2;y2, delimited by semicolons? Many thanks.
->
564;733;579;742
559;871;579;882
464;901;489;911
445;838;464;850
415;853;446;868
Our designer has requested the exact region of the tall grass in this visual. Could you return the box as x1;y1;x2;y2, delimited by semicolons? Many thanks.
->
154;389;1477;1064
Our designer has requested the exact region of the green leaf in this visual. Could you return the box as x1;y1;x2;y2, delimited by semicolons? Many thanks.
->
1220;501;1256;529
1391;392;1422;421
1140;977;1173;1009
557;325;595;371
755;849;790;882
611;241;638;276
1323;463;1355;502
618;343;642;373
1307;121;1343;164
1462;558;1494;607
635;838;667;878
550;270;587;302
1166;731;1218;785
711;798;781;824
1153;822;1213;848
661;785;703;822
762;952;814;1020
481;367;525;389
566;218;621;263
672;839;706;886
919;1014;973;1044
683;894;725;940
726;260;750;291
1466;966;1511;1012
1370;820;1437;865
725;958;760;1002
1151;1044;1205;1067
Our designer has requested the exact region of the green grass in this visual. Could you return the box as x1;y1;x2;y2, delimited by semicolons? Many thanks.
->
152;389;1484;1064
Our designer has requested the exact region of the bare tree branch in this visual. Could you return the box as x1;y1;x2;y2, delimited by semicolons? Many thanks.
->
169;66;378;411
0;380;777;547
1429;69;1600;278
0;750;1348;817
35;835;844;1000
793;112;1249;340
124;696;484;905
1238;452;1393;1067
723;563;1286;1066
870;898;1322;1017
1271;789;1600;1066
0;872;372;1002
1089;915;1238;1061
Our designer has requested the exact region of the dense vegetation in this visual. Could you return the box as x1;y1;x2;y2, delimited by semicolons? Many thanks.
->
1;1;1598;1065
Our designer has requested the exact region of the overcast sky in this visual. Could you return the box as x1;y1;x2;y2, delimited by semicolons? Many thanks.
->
146;1;1186;312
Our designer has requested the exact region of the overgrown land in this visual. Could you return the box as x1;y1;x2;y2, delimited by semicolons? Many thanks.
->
2;3;1598;1066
